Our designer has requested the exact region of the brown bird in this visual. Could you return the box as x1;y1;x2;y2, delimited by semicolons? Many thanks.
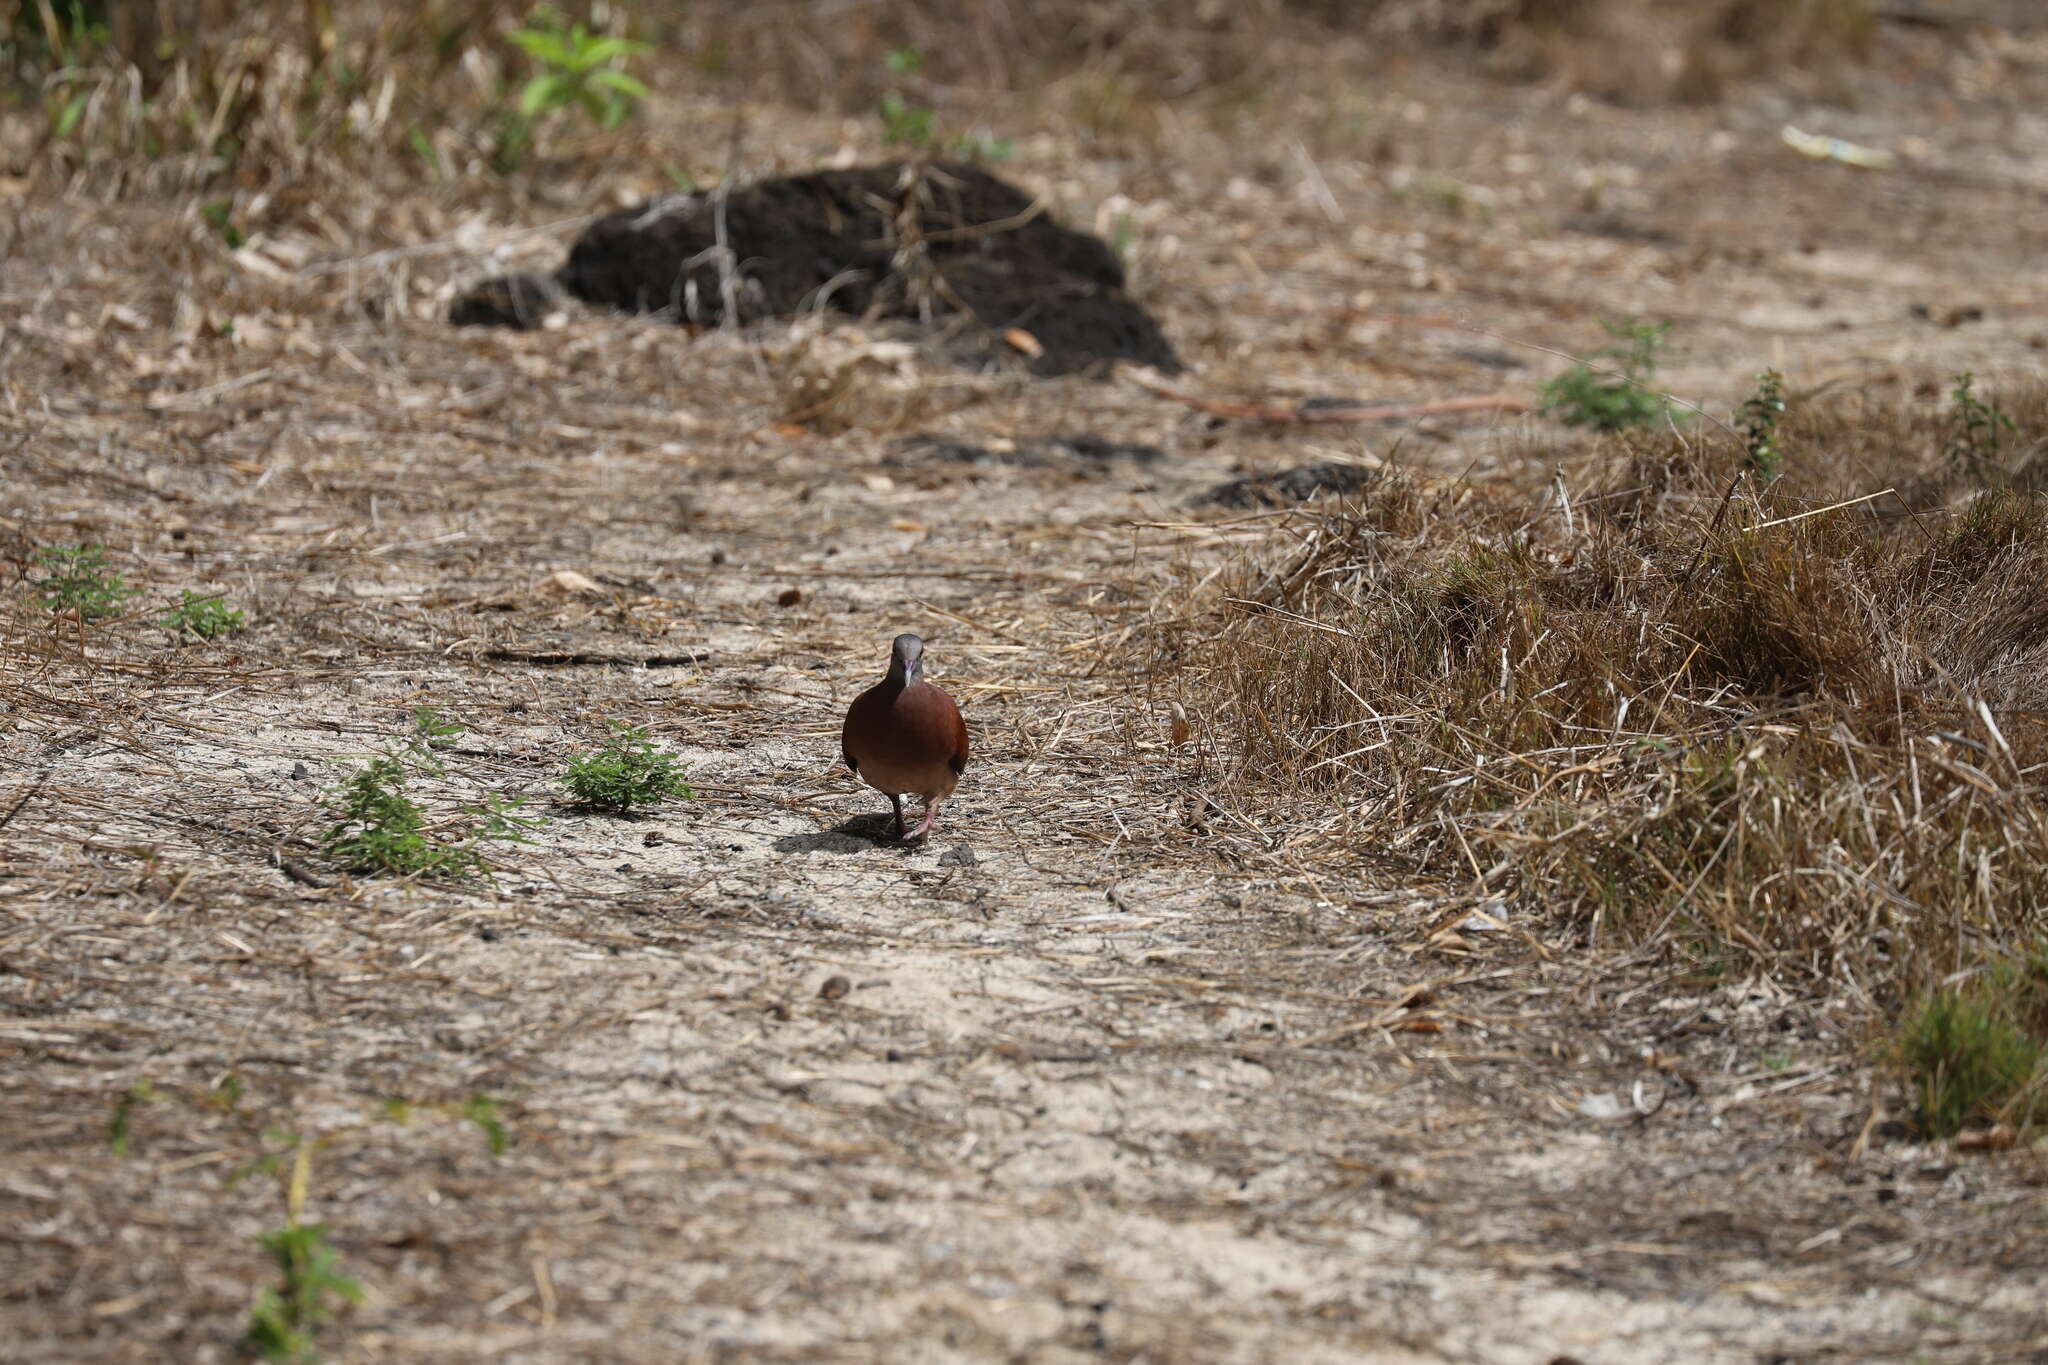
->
841;633;969;841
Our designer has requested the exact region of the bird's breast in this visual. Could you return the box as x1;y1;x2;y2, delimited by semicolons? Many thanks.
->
842;681;968;798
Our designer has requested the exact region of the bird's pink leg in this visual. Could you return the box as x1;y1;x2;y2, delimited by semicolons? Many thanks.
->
904;798;942;842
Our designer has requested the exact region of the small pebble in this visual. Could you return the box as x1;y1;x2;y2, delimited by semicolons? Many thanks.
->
818;974;851;1001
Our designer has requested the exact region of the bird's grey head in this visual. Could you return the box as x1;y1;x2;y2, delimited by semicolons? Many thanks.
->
887;633;925;684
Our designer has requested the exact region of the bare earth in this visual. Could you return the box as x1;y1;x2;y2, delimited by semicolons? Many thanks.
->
5;28;2048;1365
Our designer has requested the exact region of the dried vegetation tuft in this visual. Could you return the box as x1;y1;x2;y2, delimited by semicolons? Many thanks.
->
1171;383;2048;1017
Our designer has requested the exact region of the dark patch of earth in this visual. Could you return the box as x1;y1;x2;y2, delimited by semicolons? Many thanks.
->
886;432;1165;471
1199;461;1379;508
453;161;1180;377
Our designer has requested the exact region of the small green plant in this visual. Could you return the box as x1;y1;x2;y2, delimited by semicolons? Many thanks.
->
878;89;935;147
509;7;651;132
50;84;91;139
322;755;441;875
1944;371;2017;468
160;590;245;639
405;125;445;177
246;1222;362;1365
410;705;466;756
1738;369;1788;481
379;1090;508;1155
873;47;1010;160
1897;945;2048;1137
107;1078;157;1157
952;129;1015;162
562;721;693;812
1540;319;1678;432
323;757;433;869
209;1073;246;1111
463;1092;510;1156
30;544;136;620
200;198;244;249
320;711;540;877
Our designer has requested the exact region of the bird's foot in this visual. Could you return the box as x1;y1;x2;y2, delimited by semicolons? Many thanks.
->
902;802;940;842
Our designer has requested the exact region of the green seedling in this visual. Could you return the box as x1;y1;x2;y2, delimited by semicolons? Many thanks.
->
246;1222;361;1364
410;705;465;756
878;46;935;146
1739;369;1788;481
382;1092;510;1156
463;1092;510;1156
160;590;245;639
1540;319;1678;432
874;46;1007;159
321;755;443;875
951;130;1015;163
201;197;245;248
1944;371;2017;468
562;721;693;812
878;90;935;147
31;544;136;619
107;1078;157;1157
510;6;651;132
320;707;541;878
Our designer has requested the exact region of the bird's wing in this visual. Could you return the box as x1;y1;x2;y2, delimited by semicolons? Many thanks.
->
949;708;969;775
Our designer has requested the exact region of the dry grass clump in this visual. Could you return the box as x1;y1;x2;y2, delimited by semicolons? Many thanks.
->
1181;381;2048;1011
1465;0;1878;104
0;0;1903;203
3;0;666;197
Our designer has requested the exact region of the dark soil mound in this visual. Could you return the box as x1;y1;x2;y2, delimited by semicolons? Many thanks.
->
1199;462;1378;509
447;272;566;328
887;432;1163;471
454;162;1179;377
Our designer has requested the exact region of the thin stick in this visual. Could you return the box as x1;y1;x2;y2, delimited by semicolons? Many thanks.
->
1744;488;1894;532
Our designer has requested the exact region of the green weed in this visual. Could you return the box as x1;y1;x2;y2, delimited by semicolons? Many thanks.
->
875;46;1010;160
410;705;466;756
1739;369;1787;481
160;590;245;639
1897;944;2048;1137
1540;319;1678;432
106;1078;157;1157
463;1092;510;1156
509;6;651;132
562;721;693;812
1944;371;2017;469
246;1221;362;1365
1899;993;2040;1136
321;755;442;875
320;710;541;877
379;1090;508;1155
878;90;935;147
31;544;136;620
200;197;244;248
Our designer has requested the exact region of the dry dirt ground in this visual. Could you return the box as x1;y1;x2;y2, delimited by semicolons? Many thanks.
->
6;23;2048;1365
